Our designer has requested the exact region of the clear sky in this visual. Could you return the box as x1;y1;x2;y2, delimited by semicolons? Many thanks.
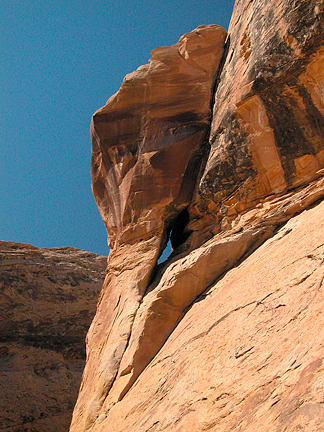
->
1;0;235;257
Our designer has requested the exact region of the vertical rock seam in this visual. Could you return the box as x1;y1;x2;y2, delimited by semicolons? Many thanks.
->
188;0;324;248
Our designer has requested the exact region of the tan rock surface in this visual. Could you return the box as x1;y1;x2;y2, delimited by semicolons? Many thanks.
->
89;198;324;432
0;242;106;432
104;176;324;407
70;1;324;430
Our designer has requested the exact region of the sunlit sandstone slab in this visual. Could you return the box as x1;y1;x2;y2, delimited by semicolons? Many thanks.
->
88;197;324;432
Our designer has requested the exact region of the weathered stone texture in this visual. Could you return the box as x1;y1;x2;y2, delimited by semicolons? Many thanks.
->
70;0;324;431
188;0;324;247
0;242;106;432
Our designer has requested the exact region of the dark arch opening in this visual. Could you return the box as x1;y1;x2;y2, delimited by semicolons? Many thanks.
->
170;208;190;249
157;208;191;265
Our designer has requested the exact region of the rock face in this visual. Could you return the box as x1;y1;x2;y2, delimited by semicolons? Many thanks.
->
188;0;324;248
91;24;227;251
71;24;227;431
0;242;106;432
71;0;324;431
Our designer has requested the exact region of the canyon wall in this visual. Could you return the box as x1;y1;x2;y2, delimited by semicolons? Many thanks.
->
0;242;106;432
71;0;324;431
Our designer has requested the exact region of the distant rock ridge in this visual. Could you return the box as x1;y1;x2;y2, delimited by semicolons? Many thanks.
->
70;1;324;431
0;241;106;432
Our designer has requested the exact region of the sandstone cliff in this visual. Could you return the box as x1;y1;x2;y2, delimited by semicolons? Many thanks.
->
71;0;324;430
0;242;106;432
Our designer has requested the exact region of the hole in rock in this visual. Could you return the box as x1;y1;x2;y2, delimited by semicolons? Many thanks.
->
157;208;191;265
157;238;172;265
170;208;190;249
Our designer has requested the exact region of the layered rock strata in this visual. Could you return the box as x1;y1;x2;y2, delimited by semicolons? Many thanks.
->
0;242;106;432
71;1;324;431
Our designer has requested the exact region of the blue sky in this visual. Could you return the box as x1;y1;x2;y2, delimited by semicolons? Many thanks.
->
1;0;235;256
